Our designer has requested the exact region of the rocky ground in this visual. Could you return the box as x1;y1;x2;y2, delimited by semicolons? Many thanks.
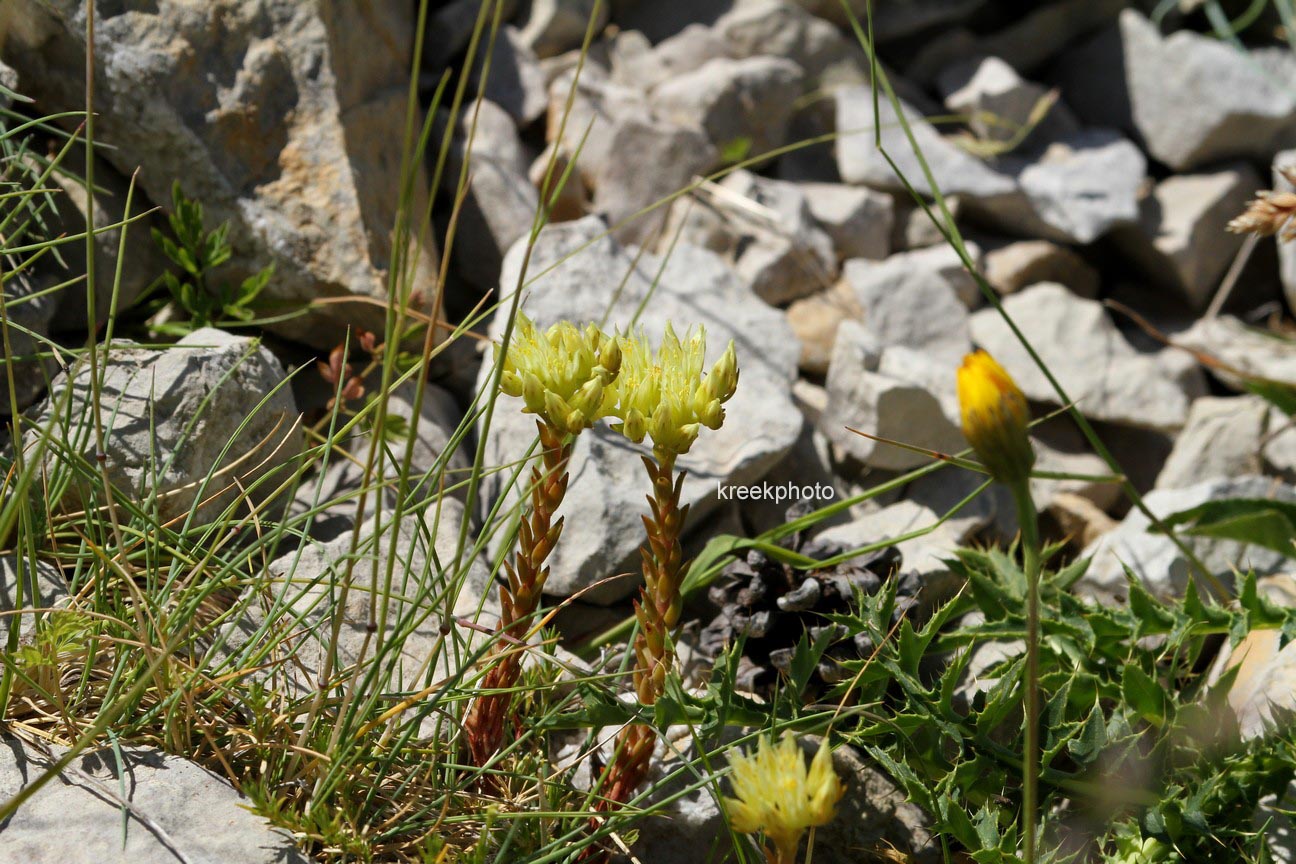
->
2;0;1296;862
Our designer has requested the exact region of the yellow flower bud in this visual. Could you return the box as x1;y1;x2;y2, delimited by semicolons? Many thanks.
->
957;350;1035;487
608;324;740;458
723;734;845;864
497;314;622;436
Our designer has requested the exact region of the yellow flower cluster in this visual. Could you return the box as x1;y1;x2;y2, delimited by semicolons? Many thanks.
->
723;734;845;864
957;350;1035;487
499;314;622;437
609;324;739;459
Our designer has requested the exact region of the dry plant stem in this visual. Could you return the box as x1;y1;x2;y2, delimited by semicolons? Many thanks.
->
465;419;571;766
600;453;688;805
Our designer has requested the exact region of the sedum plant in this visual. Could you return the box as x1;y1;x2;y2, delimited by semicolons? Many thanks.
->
464;314;621;767
596;324;739;805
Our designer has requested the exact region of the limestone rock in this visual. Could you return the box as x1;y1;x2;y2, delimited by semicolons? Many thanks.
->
938;55;1078;146
20;328;300;525
650;56;804;160
1155;396;1267;490
982;239;1099;298
989;128;1145;244
0;739;306;864
969;283;1206;431
799;182;893;262
1179;316;1296;390
844;245;978;364
1058;10;1296;170
1079;476;1296;601
1276;151;1296;316
0;557;66;644
786;279;863;376
219;499;493;721
518;0;609;58
836;89;1018;201
1117;164;1259;309
477;26;548;127
820;325;965;471
2;0;440;349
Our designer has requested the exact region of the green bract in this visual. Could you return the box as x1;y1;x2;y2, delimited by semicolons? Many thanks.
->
609;324;739;458
498;314;623;436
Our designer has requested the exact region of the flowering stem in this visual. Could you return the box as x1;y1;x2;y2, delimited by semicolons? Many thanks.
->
465;419;571;767
1011;480;1042;864
599;452;689;804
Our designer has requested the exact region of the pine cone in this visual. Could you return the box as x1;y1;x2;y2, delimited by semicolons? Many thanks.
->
697;507;918;696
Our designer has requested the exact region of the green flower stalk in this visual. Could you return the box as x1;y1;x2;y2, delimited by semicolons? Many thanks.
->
597;324;739;805
465;315;620;767
724;734;845;864
957;349;1041;863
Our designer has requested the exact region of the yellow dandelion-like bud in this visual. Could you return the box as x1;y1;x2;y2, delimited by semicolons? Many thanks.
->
497;315;622;436
957;350;1035;487
609;324;740;459
723;734;845;864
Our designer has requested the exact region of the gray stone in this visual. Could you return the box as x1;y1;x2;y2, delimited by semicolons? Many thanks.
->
0;739;306;864
651;56;804;160
1179;316;1296;390
0;267;57;416
480;218;800;603
447;114;540;291
786;279;863;376
895;195;965;252
982;239;1099;299
2;0;440;349
41;148;169;333
989;128;1145;244
1156;396;1268;490
218;499;493;722
836;89;1018;201
818;498;980;583
609;24;725;91
820;325;965;471
594;117;716;243
714;0;867;86
1265;407;1296;482
425;0;520;70
844;245;977;364
20;328;300;525
0;58;16;105
518;0;609;58
1276;151;1296;316
1079;475;1296;601
938;55;1078;146
799;182;893;261
477;26;548;127
975;0;1125;74
0;557;66;643
799;0;984;43
1208;576;1296;742
969;283;1206;431
660;171;837;305
722;172;837;304
1118;165;1259;310
1058;10;1296;171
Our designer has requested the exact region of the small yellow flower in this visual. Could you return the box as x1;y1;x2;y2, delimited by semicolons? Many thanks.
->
957;350;1035;487
498;314;622;436
723;734;845;864
610;324;739;459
